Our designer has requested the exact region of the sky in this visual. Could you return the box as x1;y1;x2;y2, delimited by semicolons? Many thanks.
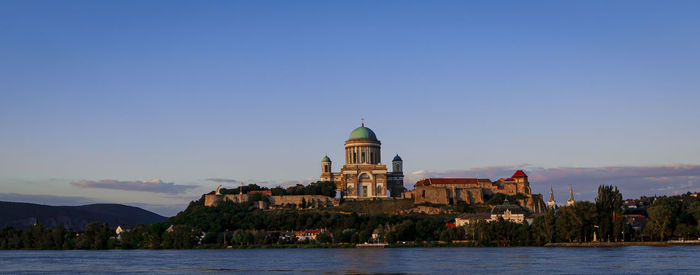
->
1;1;699;216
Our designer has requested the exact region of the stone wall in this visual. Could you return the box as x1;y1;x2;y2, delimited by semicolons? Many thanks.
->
414;186;450;204
412;184;545;213
413;186;487;205
204;194;249;207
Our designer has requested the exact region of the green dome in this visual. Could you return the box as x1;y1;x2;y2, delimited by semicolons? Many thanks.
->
348;126;378;141
321;155;331;162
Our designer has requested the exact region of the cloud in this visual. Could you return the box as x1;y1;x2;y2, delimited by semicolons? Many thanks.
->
406;164;700;202
204;178;239;184
70;179;198;194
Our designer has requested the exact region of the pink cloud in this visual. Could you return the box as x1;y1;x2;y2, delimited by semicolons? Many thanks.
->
70;179;197;194
406;164;700;201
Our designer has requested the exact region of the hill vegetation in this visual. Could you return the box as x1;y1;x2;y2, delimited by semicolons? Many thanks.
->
2;185;700;249
0;201;167;231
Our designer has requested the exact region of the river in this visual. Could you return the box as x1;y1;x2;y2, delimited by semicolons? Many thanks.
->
1;246;698;274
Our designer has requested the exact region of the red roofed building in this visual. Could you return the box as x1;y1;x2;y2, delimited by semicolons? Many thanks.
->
511;170;527;178
412;170;546;214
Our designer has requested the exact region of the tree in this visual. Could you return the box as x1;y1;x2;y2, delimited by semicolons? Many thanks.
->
595;185;623;242
645;197;680;241
317;232;332;243
556;206;579;242
572;201;597;242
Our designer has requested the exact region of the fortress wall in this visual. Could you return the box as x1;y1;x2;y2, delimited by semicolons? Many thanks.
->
492;183;517;196
203;194;249;207
414;186;450;205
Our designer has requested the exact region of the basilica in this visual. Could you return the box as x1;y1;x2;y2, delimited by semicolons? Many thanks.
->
320;122;404;199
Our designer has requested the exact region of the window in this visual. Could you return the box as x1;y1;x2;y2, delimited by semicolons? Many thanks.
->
353;152;357;163
361;152;365;163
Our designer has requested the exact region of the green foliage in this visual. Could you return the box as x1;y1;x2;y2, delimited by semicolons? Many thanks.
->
334;199;414;215
595;185;624;242
644;197;681;241
283;181;337;197
486;193;526;205
5;184;700;249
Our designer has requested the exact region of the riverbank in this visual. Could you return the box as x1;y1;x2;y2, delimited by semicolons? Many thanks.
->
545;241;700;247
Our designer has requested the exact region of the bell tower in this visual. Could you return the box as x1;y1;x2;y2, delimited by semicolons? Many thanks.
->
392;155;402;173
320;155;332;181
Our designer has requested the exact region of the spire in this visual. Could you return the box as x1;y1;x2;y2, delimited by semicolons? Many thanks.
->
361;117;364;127
567;182;575;206
547;183;556;208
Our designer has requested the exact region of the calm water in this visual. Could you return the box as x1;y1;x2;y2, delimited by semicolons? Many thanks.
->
1;247;699;274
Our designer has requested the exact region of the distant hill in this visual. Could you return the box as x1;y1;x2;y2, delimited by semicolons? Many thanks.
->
0;201;167;231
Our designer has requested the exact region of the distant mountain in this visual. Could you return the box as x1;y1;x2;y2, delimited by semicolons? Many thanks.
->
0;201;167;231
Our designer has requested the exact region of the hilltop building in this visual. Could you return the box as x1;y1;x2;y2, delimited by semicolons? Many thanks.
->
320;122;404;198
412;170;546;213
455;199;527;226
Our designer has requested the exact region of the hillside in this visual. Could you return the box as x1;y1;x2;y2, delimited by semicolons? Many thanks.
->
332;199;416;215
0;201;167;231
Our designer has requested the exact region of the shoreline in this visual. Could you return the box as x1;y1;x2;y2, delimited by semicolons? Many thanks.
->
545;241;700;247
5;241;700;250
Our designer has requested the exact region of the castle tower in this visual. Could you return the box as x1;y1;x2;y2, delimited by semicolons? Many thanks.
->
547;183;557;208
567;183;575;206
320;155;332;181
387;154;404;197
392;154;403;173
511;170;531;194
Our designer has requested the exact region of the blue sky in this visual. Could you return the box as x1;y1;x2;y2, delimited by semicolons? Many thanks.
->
1;1;699;216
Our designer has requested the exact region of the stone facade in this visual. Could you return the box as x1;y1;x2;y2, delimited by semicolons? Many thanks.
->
413;170;547;214
320;122;404;199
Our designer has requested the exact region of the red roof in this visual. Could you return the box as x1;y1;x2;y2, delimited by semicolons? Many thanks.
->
446;223;456;228
511;170;527;178
249;190;272;195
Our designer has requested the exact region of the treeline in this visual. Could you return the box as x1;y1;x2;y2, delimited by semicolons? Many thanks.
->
214;181;337;197
643;195;700;240
0;223;113;249
3;185;700;249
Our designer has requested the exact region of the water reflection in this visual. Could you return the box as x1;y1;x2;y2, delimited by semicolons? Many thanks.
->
0;247;699;274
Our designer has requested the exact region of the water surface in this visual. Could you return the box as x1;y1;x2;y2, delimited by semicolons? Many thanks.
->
1;247;698;274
